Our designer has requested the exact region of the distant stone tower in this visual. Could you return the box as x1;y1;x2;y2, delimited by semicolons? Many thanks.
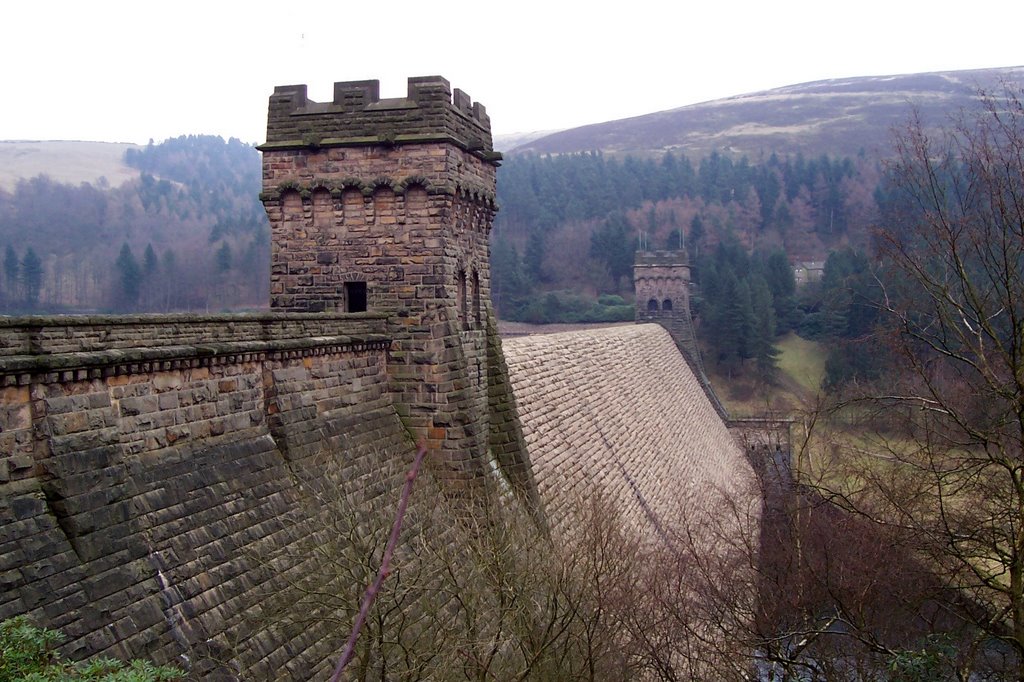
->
634;250;702;370
259;77;513;477
634;249;726;416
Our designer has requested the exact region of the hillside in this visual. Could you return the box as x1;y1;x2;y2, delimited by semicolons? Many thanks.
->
510;66;1024;158
4;66;1023;321
0;136;268;314
0;140;141;191
493;129;562;152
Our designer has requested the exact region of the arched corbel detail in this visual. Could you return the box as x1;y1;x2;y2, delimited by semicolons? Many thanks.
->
337;176;366;191
395;174;432;194
366;176;395;197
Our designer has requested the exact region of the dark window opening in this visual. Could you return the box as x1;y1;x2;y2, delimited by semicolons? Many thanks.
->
647;298;659;312
457;270;468;328
472;270;481;327
663;298;673;311
345;281;367;312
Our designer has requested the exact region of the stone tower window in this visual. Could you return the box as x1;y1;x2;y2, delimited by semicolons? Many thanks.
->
373;187;395;225
457;269;468;328
281;189;303;225
647;298;659;312
345;281;367;312
663;299;673;311
472;270;481;327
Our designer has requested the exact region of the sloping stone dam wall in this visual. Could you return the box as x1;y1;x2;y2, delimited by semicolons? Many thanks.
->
0;312;431;678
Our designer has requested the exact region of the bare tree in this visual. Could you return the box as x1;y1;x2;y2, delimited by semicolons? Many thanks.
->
815;84;1024;679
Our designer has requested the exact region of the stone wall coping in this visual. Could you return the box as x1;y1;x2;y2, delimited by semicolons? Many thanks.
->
0;311;388;329
257;134;503;165
0;334;392;382
634;250;690;267
727;416;797;425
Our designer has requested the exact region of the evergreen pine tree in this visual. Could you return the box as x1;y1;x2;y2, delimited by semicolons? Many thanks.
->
115;243;142;310
216;242;232;273
731;279;757;362
523;231;545;282
143;243;159;275
590;213;634;292
763;250;799;332
749;275;780;379
687;215;705;259
491;236;529;318
20;248;43;308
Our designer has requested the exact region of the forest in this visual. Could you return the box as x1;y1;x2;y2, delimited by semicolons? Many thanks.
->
492;147;889;388
0;134;905;392
0;135;269;314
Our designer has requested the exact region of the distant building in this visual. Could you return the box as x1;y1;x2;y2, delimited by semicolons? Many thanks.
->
793;260;825;286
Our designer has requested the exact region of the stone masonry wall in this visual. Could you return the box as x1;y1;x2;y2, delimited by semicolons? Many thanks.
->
503;325;758;545
0;312;385;357
0;78;542;678
634;250;727;418
0;313;422;678
259;77;528;492
262;77;496;158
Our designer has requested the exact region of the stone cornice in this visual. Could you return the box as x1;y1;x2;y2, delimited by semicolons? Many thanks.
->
0;335;392;384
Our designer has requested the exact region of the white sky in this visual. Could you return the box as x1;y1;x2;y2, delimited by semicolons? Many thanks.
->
3;0;1023;145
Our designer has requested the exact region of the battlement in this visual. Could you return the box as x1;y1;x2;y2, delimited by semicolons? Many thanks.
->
635;249;690;267
261;76;499;160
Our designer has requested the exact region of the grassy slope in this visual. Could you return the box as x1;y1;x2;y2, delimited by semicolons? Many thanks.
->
0;141;141;191
707;332;826;417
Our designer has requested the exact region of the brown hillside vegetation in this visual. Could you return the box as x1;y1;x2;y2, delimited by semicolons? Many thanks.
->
511;66;1024;158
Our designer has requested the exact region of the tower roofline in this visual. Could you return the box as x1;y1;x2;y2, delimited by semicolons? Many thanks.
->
259;76;501;164
634;249;689;267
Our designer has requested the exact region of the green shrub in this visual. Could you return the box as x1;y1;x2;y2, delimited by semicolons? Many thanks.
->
508;290;634;324
0;617;183;681
596;294;625;306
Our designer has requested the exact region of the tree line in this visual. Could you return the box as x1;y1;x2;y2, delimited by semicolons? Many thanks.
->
493;146;884;381
0;135;268;314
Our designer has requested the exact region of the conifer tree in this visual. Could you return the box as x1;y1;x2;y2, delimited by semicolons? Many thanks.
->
143;243;159;275
590;213;634;292
216;242;232;273
20;248;43;307
115;243;141;310
524;231;545;282
749;274;780;378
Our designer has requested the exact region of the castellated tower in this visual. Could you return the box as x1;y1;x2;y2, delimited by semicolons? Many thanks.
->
259;76;510;478
634;250;702;371
634;249;727;416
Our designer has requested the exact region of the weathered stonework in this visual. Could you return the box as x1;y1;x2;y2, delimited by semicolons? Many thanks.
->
0;313;411;678
258;76;522;486
503;325;757;544
634;249;727;418
0;80;540;678
0;75;762;679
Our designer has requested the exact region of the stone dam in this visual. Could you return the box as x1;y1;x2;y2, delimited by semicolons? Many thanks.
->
0;77;759;678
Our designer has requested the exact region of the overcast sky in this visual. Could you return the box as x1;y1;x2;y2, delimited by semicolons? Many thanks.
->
4;0;1022;145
